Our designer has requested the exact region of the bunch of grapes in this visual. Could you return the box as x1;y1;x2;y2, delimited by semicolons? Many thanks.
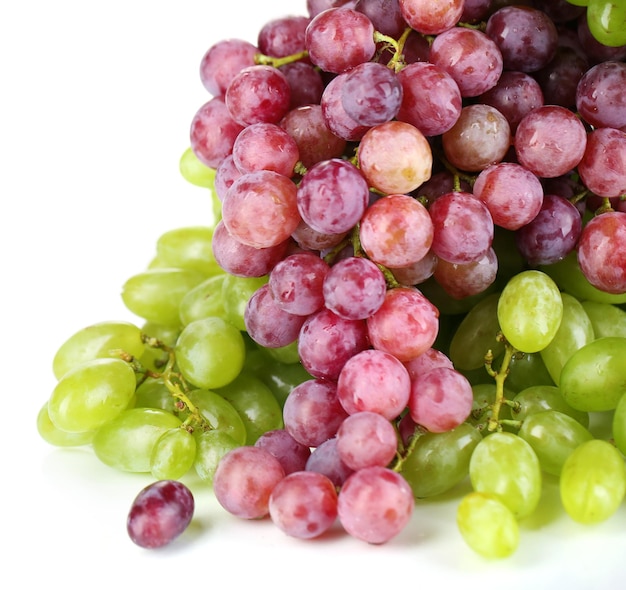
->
38;0;626;559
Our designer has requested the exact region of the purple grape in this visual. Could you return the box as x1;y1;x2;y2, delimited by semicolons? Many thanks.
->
127;480;194;549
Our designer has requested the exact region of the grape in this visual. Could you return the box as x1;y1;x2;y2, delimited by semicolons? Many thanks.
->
37;402;94;448
186;388;248;446
179;146;217;189
613;393;626;455
581;300;626;338
320;72;371;142
511;384;589;428
93;407;183;473
150;427;197;480
469;431;542;519
577;128;626;199
48;357;137;433
280;62;325;110
213;445;286;519
257;14;310;57
51;320;145;380
254;429;312;475
560;439;626;524
222;274;269;331
456;492;519;559
586;0;626;48
304;7;376;74
337;466;414;544
399;0;465;35
269;471;338;539
127;480;194;549
305;437;355;487
497;270;564;354
559;336;626;412
400;422;482;498
358;121;433;194
175;316;246;390
337;348;411;420
199;38;257;97
154;226;221;277
178;274;227;326
193;429;240;484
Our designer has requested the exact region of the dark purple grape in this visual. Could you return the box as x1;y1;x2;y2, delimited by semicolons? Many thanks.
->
127;480;194;549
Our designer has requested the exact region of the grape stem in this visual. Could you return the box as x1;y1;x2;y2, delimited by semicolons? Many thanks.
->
374;27;413;72
391;423;427;472
484;334;517;432
254;49;309;68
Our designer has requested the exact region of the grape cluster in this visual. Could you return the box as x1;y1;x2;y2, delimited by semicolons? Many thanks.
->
38;0;626;559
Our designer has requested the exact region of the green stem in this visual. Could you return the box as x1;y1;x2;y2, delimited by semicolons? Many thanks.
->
254;49;309;68
392;424;427;472
484;335;517;432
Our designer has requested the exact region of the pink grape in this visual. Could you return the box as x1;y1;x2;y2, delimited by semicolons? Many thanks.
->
304;7;376;74
577;127;626;199
336;411;398;470
472;162;544;231
222;170;300;248
305;437;355;487
359;194;434;268
213;446;286;519
257;15;310;58
297;307;370;380
399;0;464;35
428;191;494;264
320;72;370;142
576;60;626;130
390;250;438;286
366;286;439;362
337;466;414;544
358;121;433;194
282;379;350;447
280;62;325;109
403;347;454;380
337;348;411;420
254;428;312;475
433;247;498;300
354;0;407;38
514;105;587;178
214;154;242;202
577;211;626;295
408;367;474;433
269;471;338;539
322;256;387;320
199;38;258;97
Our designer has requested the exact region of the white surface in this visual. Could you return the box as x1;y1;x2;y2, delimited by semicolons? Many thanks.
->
2;1;624;588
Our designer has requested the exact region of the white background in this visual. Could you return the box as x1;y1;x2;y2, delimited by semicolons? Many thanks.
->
2;1;624;588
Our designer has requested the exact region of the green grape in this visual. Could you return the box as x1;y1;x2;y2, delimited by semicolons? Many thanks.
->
221;274;269;331
504;350;555;392
179;273;228;326
566;0;589;6
48;357;136;433
560;439;626;524
497;270;563;353
587;0;626;47
154;226;222;277
186;388;247;445
469;431;542;519
134;378;178;414
92;407;182;472
456;492;520;559
37;402;94;447
215;371;284;444
193;429;239;485
262;340;301;364
468;383;514;432
121;268;206;327
175;317;246;389
560;336;626;411
581;300;626;338
511;385;589;428
612;393;626;455
540;251;626;304
150;427;197;480
400;422;482;498
52;320;145;380
539;293;595;386
518;410;594;476
449;292;505;371
179;146;216;189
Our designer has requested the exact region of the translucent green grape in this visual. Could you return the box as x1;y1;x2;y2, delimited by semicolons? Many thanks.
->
92;407;182;472
511;385;589;428
186;388;247;445
48;357;137;433
150;427;197;480
539;293;595;386
221;274;269;331
52;320;145;380
179;273;228;326
134;378;178;414
518;410;594;476
613;393;626;455
457;492;520;559
469;431;542;519
193;429;239;485
175;316;246;390
121;268;206;327
580;300;626;338
497;270;563;353
560;439;626;524
504;350;555;392
449;292;504;371
36;402;94;447
215;371;284;444
587;0;626;47
179;146;216;188
400;423;483;498
154;226;221;277
560;336;626;412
